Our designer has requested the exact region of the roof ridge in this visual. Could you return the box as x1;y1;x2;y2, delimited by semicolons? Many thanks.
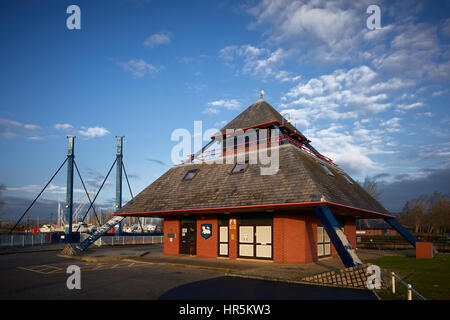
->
219;99;303;136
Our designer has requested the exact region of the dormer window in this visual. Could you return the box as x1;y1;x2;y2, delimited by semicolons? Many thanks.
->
342;174;353;184
319;162;334;176
182;169;199;181
231;160;249;174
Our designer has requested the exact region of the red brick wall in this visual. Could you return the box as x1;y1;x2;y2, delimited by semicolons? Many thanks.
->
229;215;238;260
163;217;180;255
273;212;317;264
345;217;356;249
196;216;218;258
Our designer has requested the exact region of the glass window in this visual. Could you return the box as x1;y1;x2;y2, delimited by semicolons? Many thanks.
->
342;174;353;184
182;169;198;181
319;162;335;176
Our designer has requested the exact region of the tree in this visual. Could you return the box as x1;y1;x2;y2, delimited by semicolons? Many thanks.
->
360;176;383;200
428;196;450;234
399;193;450;234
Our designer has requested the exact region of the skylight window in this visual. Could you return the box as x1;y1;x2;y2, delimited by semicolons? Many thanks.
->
319;162;335;176
231;160;249;174
182;169;199;181
342;174;353;184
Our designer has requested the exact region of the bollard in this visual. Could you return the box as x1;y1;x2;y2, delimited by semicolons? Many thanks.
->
407;284;412;300
392;272;396;294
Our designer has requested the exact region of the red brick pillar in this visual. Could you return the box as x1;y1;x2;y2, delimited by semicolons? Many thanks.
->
416;242;433;259
345;217;357;249
228;215;238;260
164;217;180;255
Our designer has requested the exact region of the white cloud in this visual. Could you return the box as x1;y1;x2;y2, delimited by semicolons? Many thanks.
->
143;31;171;48
5;183;83;194
203;99;242;115
208;99;241;110
280;65;416;126
202;107;220;115
380;117;402;133
0;117;42;139
78;126;110;138
246;0;365;62
218;44;299;82
397;102;424;110
54;123;74;131
118;59;160;77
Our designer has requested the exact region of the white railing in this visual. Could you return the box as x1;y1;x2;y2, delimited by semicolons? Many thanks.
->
0;233;50;248
391;272;426;300
0;233;164;249
79;233;163;247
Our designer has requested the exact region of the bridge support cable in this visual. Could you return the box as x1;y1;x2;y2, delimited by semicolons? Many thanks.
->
122;160;144;233
8;158;68;234
75;158;117;232
73;160;101;226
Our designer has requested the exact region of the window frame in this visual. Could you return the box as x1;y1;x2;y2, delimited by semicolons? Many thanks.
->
182;168;199;181
319;162;335;176
231;160;249;174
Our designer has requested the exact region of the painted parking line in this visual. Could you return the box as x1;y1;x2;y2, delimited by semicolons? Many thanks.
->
18;265;64;274
17;261;151;274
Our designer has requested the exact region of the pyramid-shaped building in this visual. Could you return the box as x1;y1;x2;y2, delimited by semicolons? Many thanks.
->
116;96;396;265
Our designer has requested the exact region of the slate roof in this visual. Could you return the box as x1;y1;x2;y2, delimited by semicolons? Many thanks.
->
218;98;305;139
117;98;390;218
118;144;389;217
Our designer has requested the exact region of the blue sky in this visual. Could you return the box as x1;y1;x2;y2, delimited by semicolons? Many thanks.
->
0;0;449;219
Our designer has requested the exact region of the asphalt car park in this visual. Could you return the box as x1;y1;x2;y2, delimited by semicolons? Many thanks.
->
0;248;379;300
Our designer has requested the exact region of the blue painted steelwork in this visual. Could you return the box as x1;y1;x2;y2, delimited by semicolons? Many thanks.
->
314;206;363;268
77;216;125;251
65;137;75;238
115;136;124;235
385;218;418;247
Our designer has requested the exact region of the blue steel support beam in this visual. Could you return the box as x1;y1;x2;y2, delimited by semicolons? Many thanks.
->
385;218;418;247
65;137;75;240
115;136;124;235
314;206;363;268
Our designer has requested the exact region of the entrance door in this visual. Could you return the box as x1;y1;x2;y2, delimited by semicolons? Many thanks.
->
219;226;229;256
180;220;196;255
255;226;272;258
239;226;254;257
238;225;272;259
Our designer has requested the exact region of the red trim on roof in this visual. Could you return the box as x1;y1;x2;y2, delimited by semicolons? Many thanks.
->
211;120;310;142
114;201;394;219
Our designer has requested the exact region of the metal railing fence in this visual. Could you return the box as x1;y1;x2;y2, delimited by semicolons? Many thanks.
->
391;272;426;300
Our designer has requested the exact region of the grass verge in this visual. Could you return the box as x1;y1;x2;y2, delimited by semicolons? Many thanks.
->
368;253;450;300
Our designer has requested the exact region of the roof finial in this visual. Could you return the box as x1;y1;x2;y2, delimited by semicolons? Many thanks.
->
260;89;264;100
